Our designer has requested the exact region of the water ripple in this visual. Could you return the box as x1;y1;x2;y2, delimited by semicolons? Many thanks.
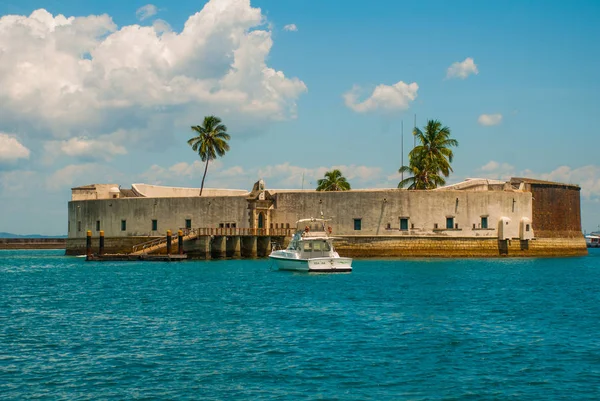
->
1;249;600;399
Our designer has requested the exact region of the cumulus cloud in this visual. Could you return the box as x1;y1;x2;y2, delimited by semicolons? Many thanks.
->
46;163;123;191
476;161;600;200
140;161;383;190
0;133;30;163
446;57;479;79
136;4;158;21
0;1;307;149
283;24;297;31
343;81;418;113
478;113;503;126
44;137;127;162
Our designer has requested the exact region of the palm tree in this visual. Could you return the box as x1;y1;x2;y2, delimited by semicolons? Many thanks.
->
398;119;458;189
316;169;351;191
187;116;231;196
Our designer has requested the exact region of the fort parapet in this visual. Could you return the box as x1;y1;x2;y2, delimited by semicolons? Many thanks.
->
66;178;587;258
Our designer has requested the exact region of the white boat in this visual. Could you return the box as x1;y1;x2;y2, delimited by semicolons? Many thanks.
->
269;218;352;273
586;233;600;248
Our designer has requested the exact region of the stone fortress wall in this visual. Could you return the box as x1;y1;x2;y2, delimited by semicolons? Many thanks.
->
66;177;587;257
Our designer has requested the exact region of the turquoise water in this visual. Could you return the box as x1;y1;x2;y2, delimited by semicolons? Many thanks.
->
2;250;600;400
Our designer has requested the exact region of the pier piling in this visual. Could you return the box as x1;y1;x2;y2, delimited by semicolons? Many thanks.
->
99;230;105;255
86;230;92;259
166;230;172;255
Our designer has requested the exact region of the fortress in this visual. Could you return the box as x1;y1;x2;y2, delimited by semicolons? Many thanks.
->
66;177;587;258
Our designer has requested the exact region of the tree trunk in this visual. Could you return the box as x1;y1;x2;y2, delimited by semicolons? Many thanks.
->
199;160;210;196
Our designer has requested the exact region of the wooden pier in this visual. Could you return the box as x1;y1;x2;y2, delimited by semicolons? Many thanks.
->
83;227;293;261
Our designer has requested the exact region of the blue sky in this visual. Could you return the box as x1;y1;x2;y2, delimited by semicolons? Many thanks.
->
1;0;599;235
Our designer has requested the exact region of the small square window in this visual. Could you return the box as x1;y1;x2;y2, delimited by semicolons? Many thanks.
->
185;219;192;229
481;217;488;229
121;220;126;231
232;223;237;228
446;217;454;229
400;218;409;231
386;223;391;229
219;223;224;228
152;219;158;231
96;220;100;231
226;223;230;228
353;218;362;231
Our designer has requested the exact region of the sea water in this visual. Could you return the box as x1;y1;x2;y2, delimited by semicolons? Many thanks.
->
1;249;600;400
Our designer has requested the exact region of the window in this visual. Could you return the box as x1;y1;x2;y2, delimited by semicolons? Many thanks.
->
275;223;279;229
232;223;237;228
77;221;81;232
481;217;488;229
286;223;290;228
303;242;312;252
269;223;273;229
185;219;192;229
121;220;126;231
152;219;158;231
400;218;409;231
526;224;530;232
411;223;415;229
386;223;391;229
219;223;224;228
226;223;230;228
446;217;454;229
434;223;438;229
96;220;100;231
353;218;362;231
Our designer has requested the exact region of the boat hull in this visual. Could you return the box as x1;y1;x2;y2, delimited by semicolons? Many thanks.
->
269;255;352;272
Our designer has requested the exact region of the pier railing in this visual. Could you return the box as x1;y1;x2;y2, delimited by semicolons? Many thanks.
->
132;227;294;254
182;227;294;237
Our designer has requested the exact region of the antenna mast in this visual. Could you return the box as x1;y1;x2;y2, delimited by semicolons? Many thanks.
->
401;120;404;182
413;114;417;149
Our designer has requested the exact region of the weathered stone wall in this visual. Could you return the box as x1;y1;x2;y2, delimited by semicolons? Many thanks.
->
270;189;533;237
65;237;156;255
68;196;249;239
333;236;587;258
529;183;582;238
0;238;66;249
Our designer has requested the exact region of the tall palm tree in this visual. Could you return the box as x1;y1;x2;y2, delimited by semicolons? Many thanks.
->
398;119;458;189
187;116;231;196
316;169;351;191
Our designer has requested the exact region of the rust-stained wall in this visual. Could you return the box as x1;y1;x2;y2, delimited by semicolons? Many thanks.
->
529;184;582;238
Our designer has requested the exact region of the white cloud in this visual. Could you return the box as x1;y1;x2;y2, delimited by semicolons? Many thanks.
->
283;24;297;31
475;161;600;200
140;161;382;190
536;165;600;200
477;160;516;180
478;113;503;126
446;57;479;79
343;81;418;113
46;163;123;191
0;2;307;148
0;133;30;162
44;137;127;162
136;4;158;21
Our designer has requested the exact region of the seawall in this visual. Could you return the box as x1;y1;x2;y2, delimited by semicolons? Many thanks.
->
0;238;67;250
66;235;587;258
